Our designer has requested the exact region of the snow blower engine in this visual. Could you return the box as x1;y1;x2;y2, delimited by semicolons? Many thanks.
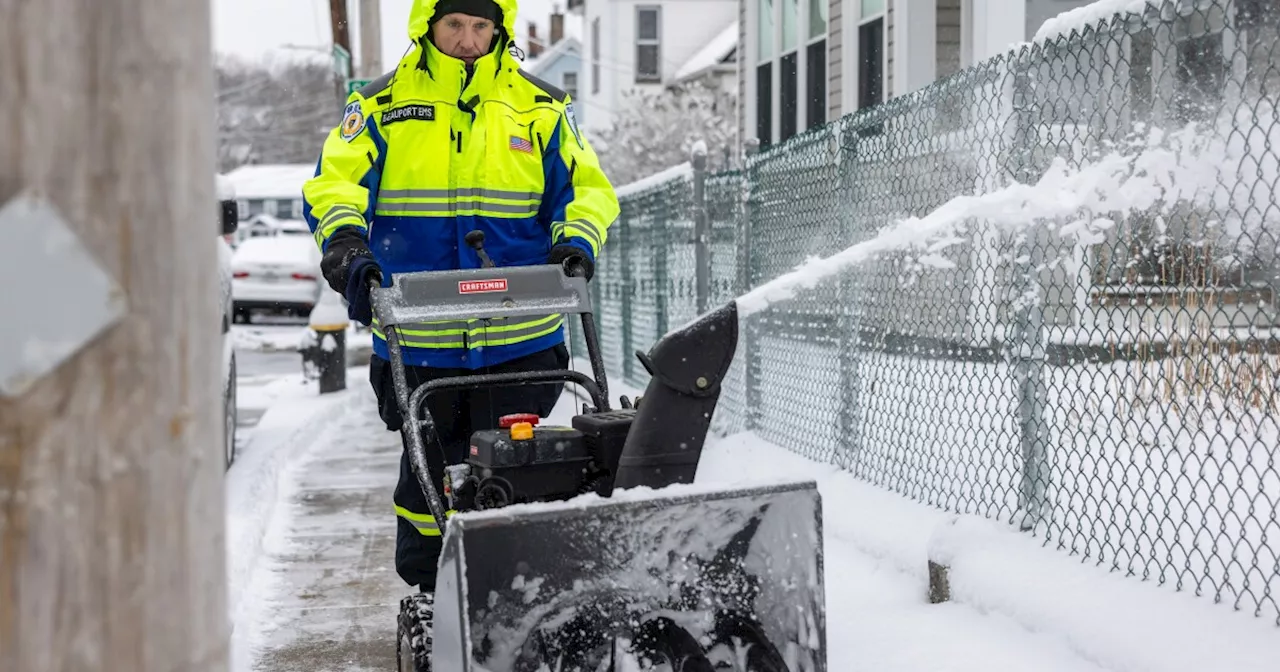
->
444;404;636;512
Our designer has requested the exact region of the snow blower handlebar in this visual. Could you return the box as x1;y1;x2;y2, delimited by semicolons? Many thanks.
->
364;239;614;542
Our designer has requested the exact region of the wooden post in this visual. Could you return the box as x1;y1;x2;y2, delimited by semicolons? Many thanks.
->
0;1;225;671
330;0;354;104
359;0;383;78
330;0;353;55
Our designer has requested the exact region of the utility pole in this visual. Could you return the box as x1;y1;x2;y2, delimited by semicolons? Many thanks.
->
359;0;383;78
330;0;353;56
330;0;353;104
0;0;225;671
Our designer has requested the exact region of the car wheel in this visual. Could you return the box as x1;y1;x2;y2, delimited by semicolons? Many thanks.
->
224;353;237;469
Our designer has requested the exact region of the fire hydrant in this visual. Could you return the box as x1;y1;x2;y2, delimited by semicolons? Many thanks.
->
301;287;349;394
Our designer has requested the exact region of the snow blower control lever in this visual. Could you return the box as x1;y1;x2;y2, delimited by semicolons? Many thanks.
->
465;229;495;268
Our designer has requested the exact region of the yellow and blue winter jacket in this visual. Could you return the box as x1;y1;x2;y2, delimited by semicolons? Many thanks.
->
302;0;619;369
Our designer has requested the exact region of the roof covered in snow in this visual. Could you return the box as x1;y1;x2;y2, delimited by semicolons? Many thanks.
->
672;20;738;83
224;163;316;200
522;36;582;76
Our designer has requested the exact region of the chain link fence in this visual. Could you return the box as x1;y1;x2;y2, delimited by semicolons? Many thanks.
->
570;0;1279;623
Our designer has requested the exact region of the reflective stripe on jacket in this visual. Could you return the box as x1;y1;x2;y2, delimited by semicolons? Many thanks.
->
302;0;619;369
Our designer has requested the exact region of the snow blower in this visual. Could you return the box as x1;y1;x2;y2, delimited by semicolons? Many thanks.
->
369;231;827;672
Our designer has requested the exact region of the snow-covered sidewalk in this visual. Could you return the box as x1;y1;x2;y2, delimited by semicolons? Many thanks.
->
226;376;1280;671
700;434;1280;672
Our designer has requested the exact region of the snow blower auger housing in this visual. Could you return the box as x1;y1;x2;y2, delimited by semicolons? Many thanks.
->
370;231;827;672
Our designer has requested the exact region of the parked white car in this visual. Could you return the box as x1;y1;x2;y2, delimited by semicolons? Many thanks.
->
230;234;323;323
217;174;239;468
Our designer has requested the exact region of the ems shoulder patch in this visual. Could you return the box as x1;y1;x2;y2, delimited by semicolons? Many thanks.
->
381;104;435;126
340;101;366;142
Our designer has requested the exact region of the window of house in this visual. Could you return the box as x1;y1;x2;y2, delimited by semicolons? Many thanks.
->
591;18;600;94
805;0;827;130
563;71;579;99
756;0;775;146
636;7;661;83
857;3;885;111
755;0;827;147
1128;29;1154;123
858;17;884;110
1172;6;1226;124
1237;0;1278;86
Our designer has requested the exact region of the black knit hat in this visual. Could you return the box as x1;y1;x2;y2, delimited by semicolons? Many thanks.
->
430;0;500;23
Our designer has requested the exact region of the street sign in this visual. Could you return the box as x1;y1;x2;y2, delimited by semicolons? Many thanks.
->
346;78;373;96
332;43;351;79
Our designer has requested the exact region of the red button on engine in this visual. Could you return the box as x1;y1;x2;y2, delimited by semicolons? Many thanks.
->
498;413;541;428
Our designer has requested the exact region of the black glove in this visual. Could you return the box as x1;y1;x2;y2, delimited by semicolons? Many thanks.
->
320;228;383;326
548;243;594;281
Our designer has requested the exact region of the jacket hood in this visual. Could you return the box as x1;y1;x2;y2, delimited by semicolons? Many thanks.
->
408;0;519;48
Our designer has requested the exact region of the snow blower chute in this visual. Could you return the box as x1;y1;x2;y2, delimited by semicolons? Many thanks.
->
370;231;827;672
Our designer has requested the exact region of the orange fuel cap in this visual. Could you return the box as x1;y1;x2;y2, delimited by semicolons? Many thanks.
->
509;422;534;440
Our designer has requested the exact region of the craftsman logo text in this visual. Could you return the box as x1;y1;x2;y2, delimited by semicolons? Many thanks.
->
459;279;509;294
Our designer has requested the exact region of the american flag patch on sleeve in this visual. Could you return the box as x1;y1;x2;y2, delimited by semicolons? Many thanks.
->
509;135;534;153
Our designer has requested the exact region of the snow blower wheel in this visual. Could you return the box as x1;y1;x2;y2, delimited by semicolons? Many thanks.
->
474;477;514;509
397;592;434;672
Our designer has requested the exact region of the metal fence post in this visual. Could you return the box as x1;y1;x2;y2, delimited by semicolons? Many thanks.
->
835;122;861;473
1009;55;1049;532
620;211;634;383
654;194;669;340
741;138;761;431
692;145;710;315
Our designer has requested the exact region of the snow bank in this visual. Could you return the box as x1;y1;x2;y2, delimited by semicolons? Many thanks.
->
224;372;362;636
929;515;1280;672
700;432;1280;672
1033;0;1158;44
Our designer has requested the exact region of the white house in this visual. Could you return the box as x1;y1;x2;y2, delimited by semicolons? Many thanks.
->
574;0;741;132
520;8;587;122
738;0;1098;149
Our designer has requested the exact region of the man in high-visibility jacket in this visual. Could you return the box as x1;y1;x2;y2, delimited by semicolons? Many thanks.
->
302;0;619;595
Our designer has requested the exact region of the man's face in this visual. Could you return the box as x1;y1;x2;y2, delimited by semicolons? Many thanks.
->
433;12;497;64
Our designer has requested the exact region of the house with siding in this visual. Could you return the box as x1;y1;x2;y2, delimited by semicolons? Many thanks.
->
738;0;1096;150
520;8;586;123
734;0;1280;342
572;0;740;133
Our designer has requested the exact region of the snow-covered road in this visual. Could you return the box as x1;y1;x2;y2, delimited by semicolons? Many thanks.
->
227;375;1280;671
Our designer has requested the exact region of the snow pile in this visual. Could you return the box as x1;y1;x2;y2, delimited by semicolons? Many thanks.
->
699;432;1280;672
224;373;359;636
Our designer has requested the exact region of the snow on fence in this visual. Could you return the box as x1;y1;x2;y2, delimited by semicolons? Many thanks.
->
570;0;1280;625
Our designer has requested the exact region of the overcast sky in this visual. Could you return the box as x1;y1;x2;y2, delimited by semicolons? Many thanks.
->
212;0;565;72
